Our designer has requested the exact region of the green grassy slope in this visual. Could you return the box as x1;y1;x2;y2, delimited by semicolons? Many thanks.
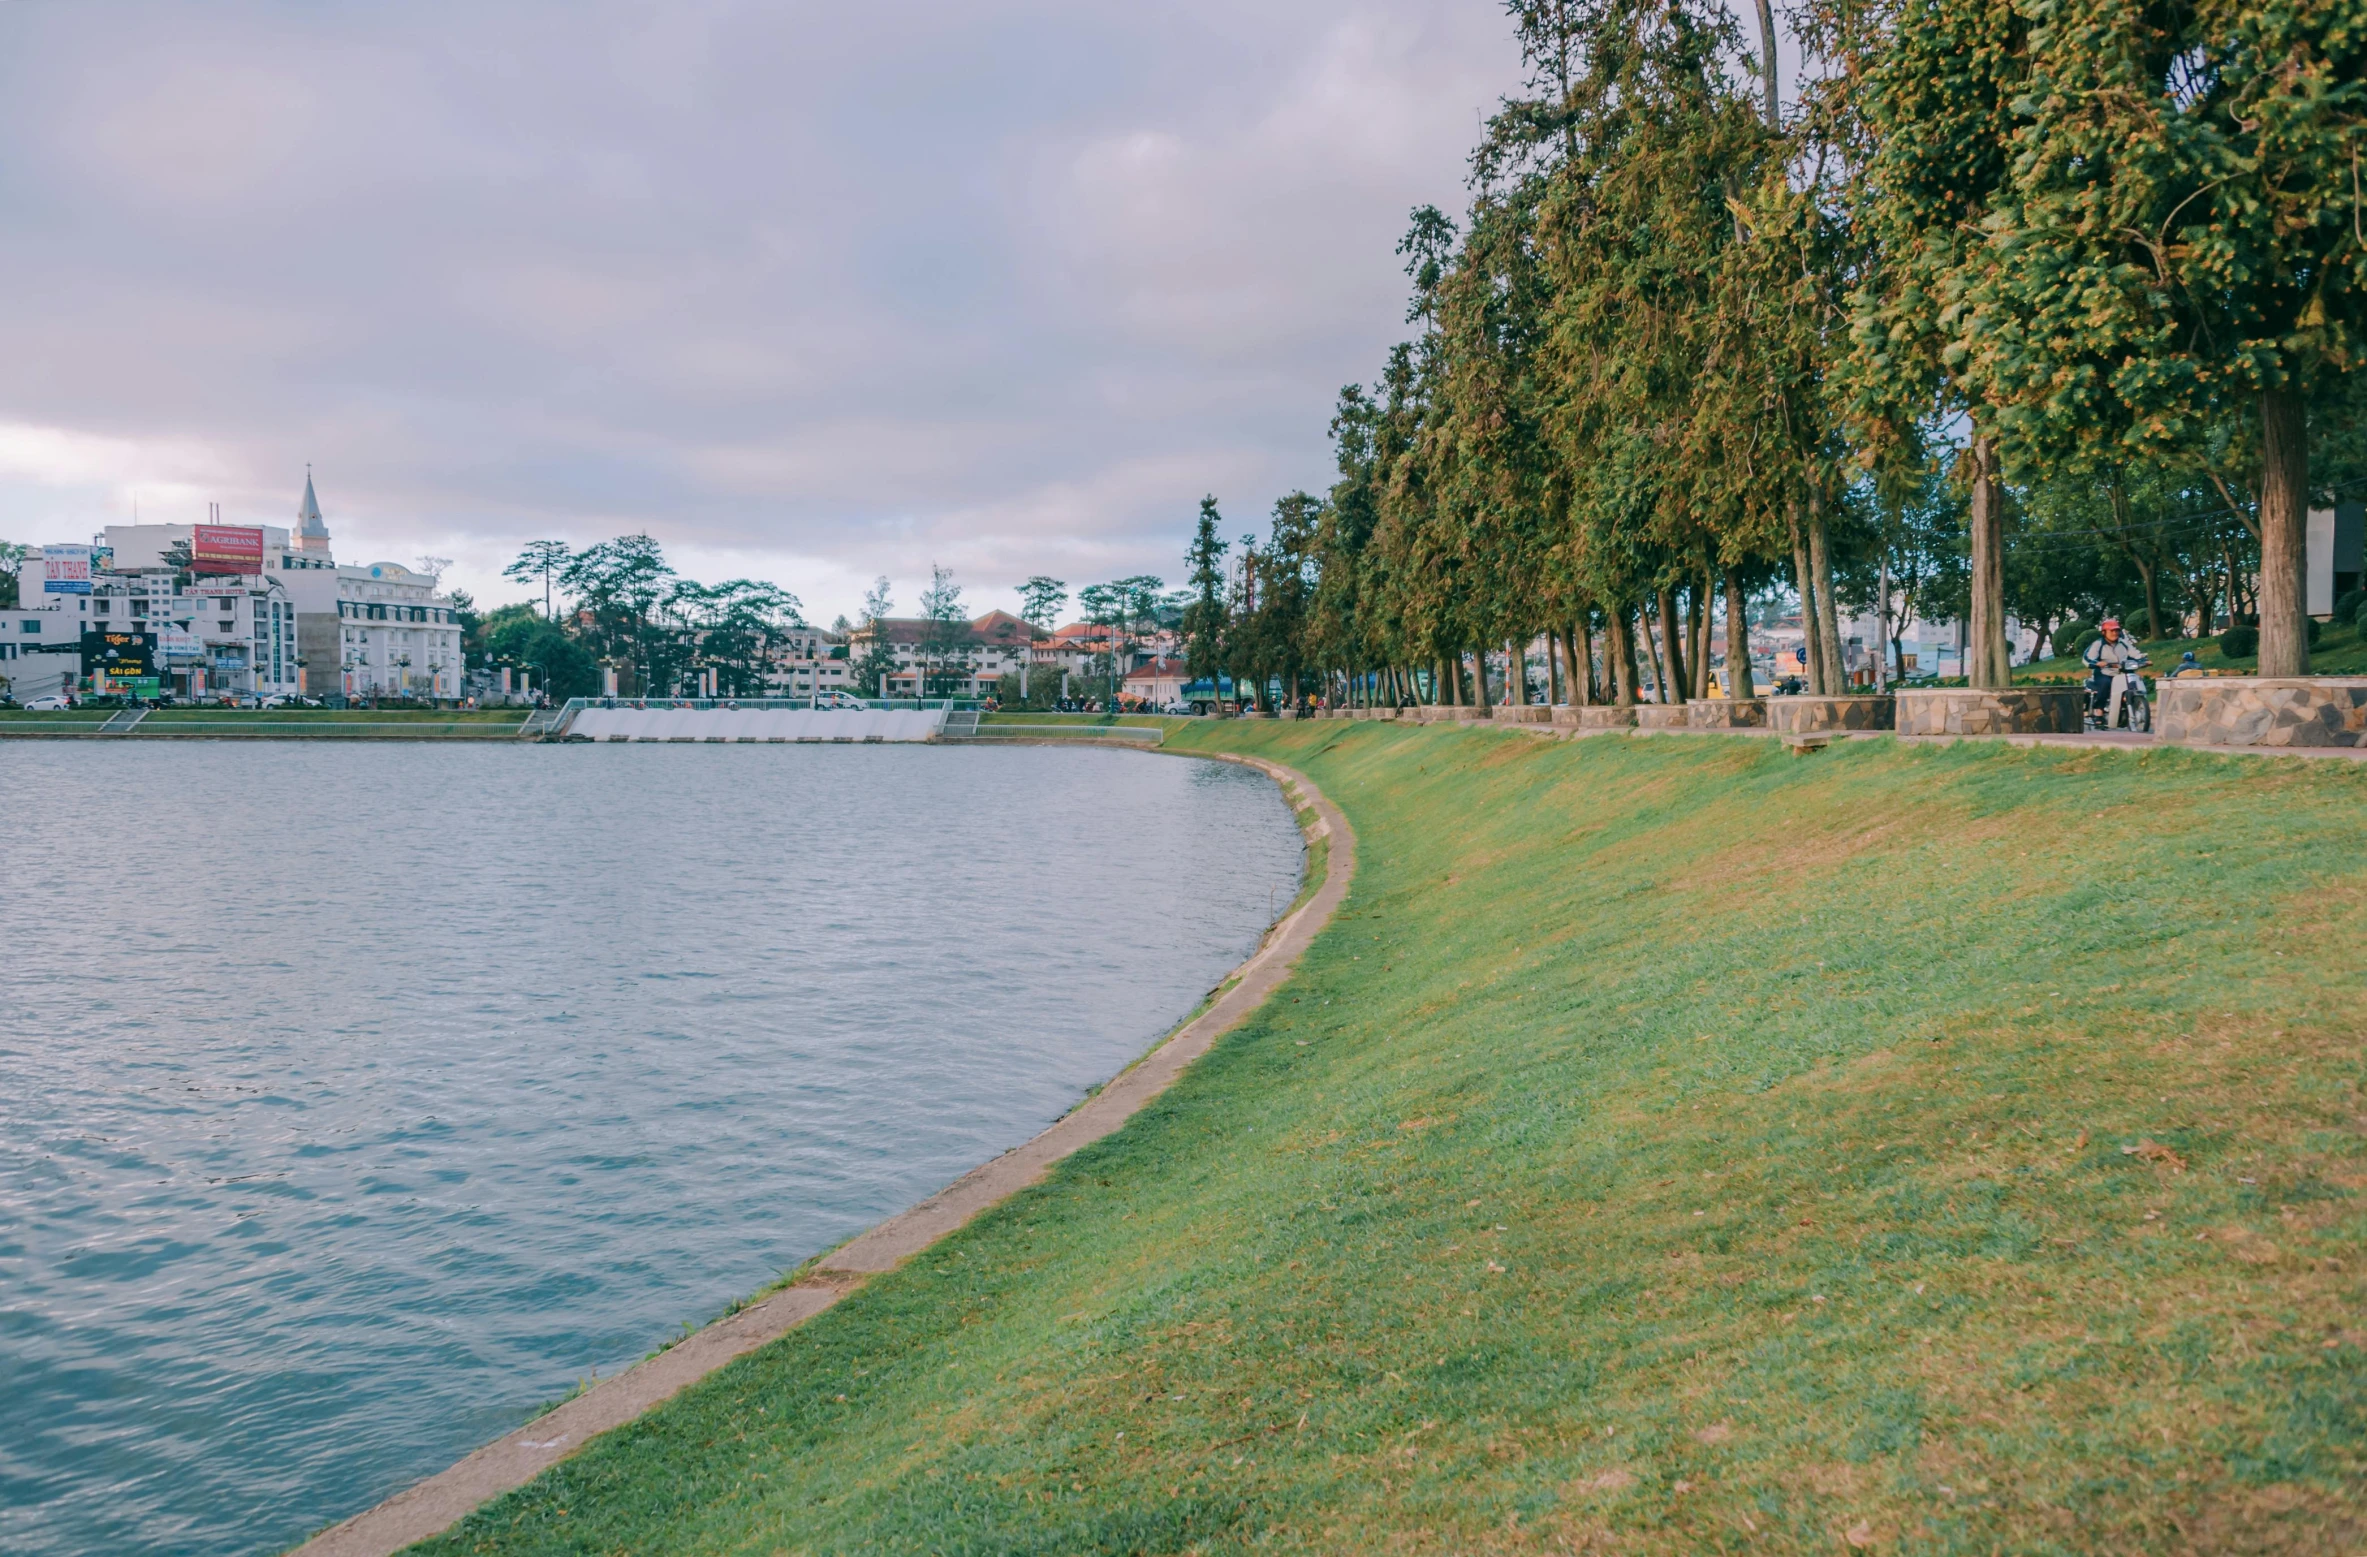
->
415;726;2367;1556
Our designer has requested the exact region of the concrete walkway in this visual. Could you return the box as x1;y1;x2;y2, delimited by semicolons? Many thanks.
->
289;751;1354;1557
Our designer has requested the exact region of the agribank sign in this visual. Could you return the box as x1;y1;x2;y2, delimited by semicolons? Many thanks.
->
192;525;265;574
42;545;91;594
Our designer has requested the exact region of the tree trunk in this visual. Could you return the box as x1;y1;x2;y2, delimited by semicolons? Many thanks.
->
1789;503;1823;693
1471;647;1490;707
1724;570;1754;699
1435;658;1449;705
1572;618;1594;706
1872;552;1891;689
1546;631;1562;705
2257;387;2310;676
1642;600;1672;702
1808;491;1846;692
1611;609;1638;706
1661;589;1690;702
1690;571;1711;697
1678;585;1697;697
1752;0;1779;128
1633;609;1649;699
1511;639;1529;705
1967;437;2012;688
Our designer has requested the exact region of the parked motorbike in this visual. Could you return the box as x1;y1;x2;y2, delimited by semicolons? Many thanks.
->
2084;667;2151;733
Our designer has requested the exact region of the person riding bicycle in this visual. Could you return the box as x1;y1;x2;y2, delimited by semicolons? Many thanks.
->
2084;618;2149;725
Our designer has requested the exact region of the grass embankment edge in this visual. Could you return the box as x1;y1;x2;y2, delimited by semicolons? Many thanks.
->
399;721;2367;1557
283;747;1350;1557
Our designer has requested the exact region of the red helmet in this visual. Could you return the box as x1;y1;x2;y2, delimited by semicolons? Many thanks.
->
2100;617;2121;631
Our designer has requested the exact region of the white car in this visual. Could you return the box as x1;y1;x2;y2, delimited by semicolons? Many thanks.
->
24;694;72;711
813;691;868;709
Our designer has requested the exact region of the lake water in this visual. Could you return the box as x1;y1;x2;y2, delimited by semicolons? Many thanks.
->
0;741;1303;1557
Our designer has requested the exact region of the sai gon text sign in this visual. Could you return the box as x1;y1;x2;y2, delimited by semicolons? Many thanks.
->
81;630;158;679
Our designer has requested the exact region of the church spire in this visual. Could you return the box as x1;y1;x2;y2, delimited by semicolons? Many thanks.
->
295;465;332;552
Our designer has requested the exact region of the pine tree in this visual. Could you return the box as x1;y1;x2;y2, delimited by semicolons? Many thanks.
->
853;577;899;699
1182;497;1230;681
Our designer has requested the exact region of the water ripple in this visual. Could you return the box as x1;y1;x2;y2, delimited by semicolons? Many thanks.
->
0;742;1302;1556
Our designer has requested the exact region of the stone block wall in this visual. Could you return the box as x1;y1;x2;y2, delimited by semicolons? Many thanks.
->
1687;699;1767;729
2156;678;2367;747
1556;705;1638;729
1895;687;2084;736
1766;695;1896;733
1634;704;1690;729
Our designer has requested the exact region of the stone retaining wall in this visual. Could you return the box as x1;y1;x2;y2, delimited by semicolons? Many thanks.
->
1895;687;2083;737
1634;704;1689;729
1766;695;1895;733
2156;677;2367;747
1498;705;1553;724
1555;705;1638;729
1687;699;1766;729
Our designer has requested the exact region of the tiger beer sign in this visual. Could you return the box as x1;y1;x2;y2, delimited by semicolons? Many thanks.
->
192;524;265;575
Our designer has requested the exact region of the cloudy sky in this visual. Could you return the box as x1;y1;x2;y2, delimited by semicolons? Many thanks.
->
0;0;1525;623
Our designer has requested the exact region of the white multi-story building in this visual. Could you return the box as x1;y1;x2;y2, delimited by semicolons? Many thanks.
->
846;610;1039;697
310;560;464;701
9;529;299;700
8;475;470;703
0;604;80;700
759;625;851;699
263;475;465;701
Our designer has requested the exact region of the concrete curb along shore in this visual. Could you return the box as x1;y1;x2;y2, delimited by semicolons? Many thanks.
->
291;747;1354;1557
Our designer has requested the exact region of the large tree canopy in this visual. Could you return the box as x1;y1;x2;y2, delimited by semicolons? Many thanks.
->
1188;0;2360;709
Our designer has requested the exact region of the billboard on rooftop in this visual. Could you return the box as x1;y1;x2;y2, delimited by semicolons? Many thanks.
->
42;545;90;594
192;525;264;574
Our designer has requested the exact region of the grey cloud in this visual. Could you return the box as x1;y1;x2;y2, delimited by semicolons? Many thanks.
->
0;0;1520;616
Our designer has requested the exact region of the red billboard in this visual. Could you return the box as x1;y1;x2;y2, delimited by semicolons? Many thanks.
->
192;524;265;574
